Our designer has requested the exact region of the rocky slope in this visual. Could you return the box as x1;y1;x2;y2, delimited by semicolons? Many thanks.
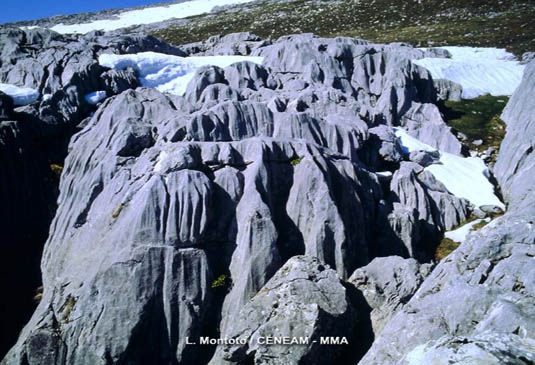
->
0;24;533;365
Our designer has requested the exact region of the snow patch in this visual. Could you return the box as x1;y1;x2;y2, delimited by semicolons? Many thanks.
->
394;128;504;209
98;52;263;96
85;91;107;105
0;83;39;106
445;218;490;243
414;47;525;98
49;0;256;34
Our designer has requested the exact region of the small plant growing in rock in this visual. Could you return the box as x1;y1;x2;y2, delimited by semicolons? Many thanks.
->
50;164;63;178
111;203;125;219
290;157;302;166
33;285;43;303
211;274;230;289
434;237;460;262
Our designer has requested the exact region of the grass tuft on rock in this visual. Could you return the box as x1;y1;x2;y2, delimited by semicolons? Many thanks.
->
434;237;460;262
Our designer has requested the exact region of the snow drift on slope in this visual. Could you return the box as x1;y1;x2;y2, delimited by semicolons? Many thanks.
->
48;0;256;34
413;47;525;98
444;218;490;242
98;52;263;96
0;83;39;106
395;128;504;209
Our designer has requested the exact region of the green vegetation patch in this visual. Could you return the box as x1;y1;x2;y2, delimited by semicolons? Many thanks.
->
150;0;535;57
290;157;302;166
33;285;43;303
442;95;508;155
435;237;460;262
211;274;231;289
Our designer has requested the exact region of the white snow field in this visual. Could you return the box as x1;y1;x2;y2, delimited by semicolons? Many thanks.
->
444;218;490;242
98;52;263;96
394;128;504;209
414;47;525;99
85;91;107;104
0;83;39;106
48;0;256;34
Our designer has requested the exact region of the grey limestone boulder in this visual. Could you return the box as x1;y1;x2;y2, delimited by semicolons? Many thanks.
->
408;149;440;167
402;103;463;155
217;255;354;365
388;162;471;258
180;32;268;56
432;78;462;102
349;256;433;335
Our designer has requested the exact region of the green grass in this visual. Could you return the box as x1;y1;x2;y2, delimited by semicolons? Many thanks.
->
434;237;460;261
290;157;302;166
211;274;231;289
442;95;508;155
150;0;535;57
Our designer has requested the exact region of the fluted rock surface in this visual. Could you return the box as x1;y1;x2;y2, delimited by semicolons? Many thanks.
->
495;59;535;215
357;57;535;365
349;257;433;335
216;256;354;365
2;29;502;365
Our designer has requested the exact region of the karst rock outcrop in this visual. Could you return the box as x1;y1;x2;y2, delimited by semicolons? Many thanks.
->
1;27;532;365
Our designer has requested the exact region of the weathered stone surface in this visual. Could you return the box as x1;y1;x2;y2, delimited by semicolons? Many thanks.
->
402;332;535;365
432;78;462;102
408;149;440;167
402;103;463;155
360;125;404;170
387;162;471;259
495;60;535;215
3;86;382;364
349;256;432;336
360;215;535;364
2;29;499;365
180;32;268;56
217;256;354;365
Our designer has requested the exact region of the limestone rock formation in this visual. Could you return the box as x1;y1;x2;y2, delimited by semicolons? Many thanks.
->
349;256;433;335
217;256;354;365
495;59;535;215
360;215;535;364
2;28;516;365
402;332;535;364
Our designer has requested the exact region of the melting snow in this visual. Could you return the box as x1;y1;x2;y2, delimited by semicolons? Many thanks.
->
445;218;490;243
98;52;263;96
414;47;525;98
47;0;256;34
394;128;504;209
0;83;39;106
85;90;107;105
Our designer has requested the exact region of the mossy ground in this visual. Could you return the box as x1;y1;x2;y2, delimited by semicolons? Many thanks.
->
151;0;534;57
441;95;508;155
434;237;460;261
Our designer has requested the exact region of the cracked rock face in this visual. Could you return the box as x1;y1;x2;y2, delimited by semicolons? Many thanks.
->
215;255;354;365
349;256;433;336
359;215;535;364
